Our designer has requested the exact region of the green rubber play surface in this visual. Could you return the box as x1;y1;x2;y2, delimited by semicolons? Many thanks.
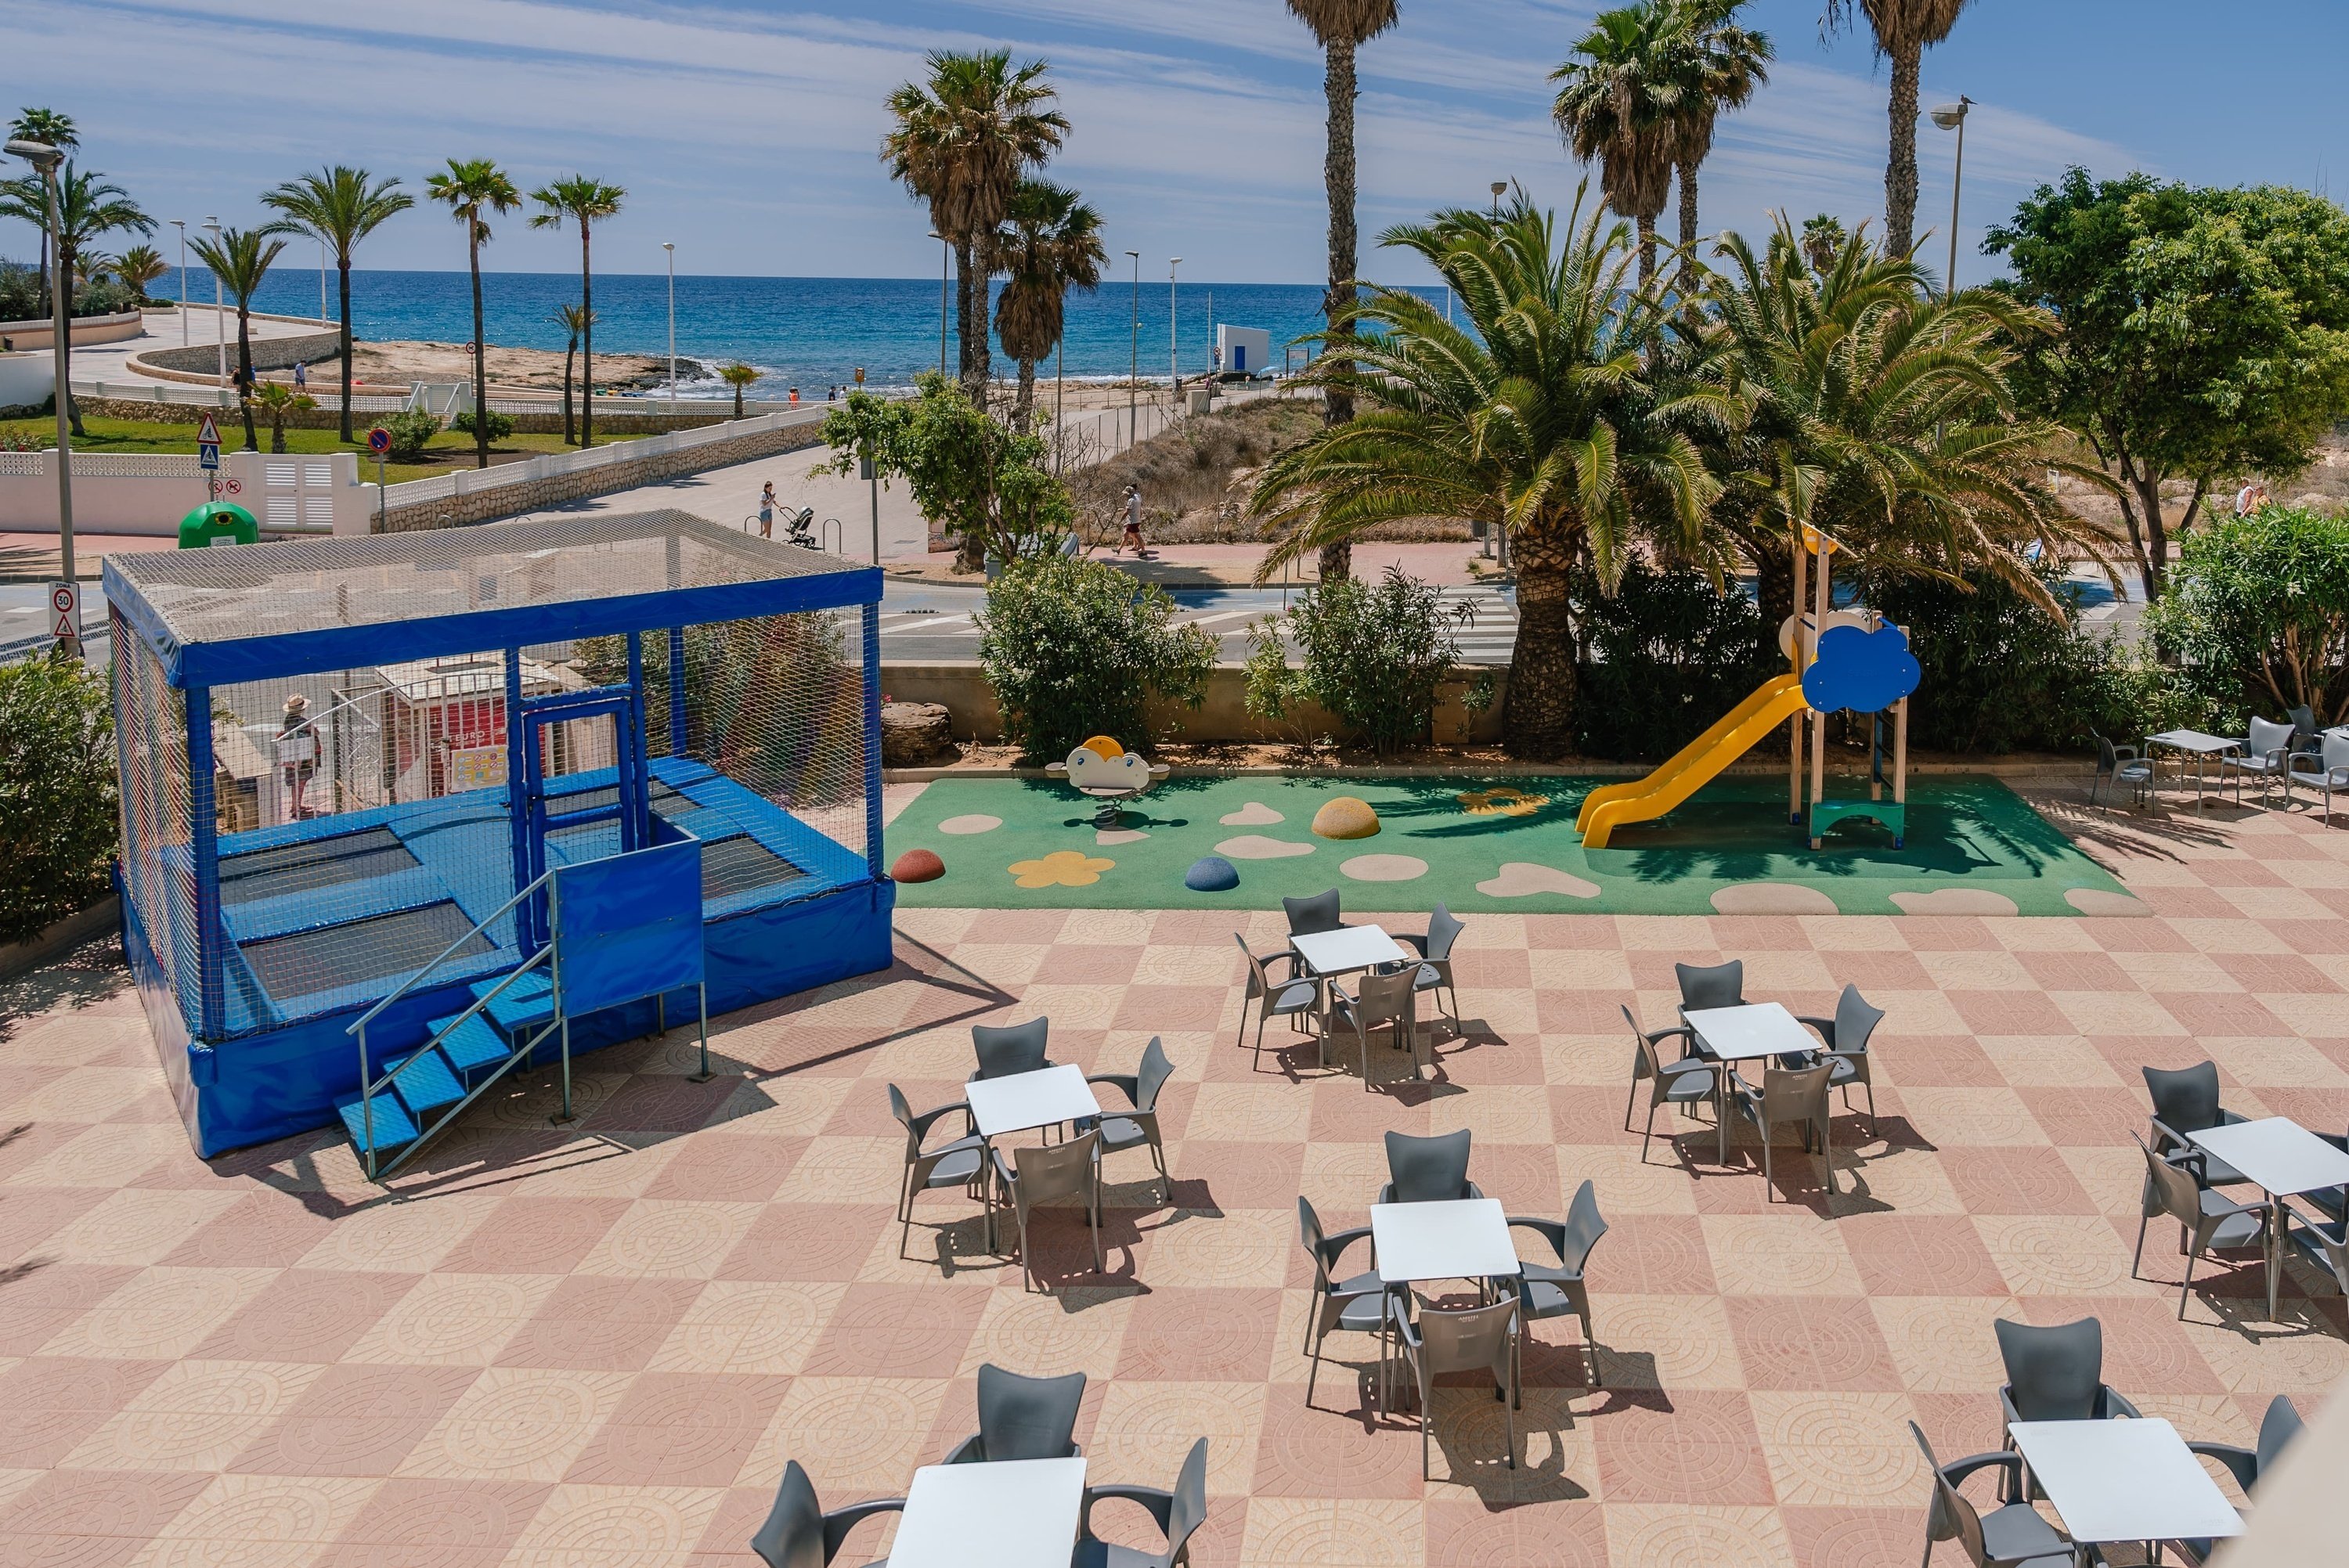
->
887;773;2140;917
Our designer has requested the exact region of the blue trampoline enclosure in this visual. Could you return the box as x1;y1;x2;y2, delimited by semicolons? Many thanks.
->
104;510;895;1159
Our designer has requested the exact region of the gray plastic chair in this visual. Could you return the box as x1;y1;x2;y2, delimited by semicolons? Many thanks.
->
887;1084;984;1260
1073;1436;1207;1568
945;1364;1085;1464
750;1460;904;1568
1907;1423;2082;1568
972;1018;1052;1081
2177;1397;2305;1565
1799;983;1884;1133
1297;1195;1397;1410
2144;1062;2250;1187
2284;1195;2349;1310
1395;905;1465;1027
1232;933;1321;1072
1393;1295;1519;1479
1676;958;1745;1011
2090;735;2154;809
1283;888;1344;937
1510;1178;1608;1393
1330;968;1423;1091
1729;1060;1836;1199
1994;1317;2142;1444
1378;1127;1481;1205
2225;716;2297;806
992;1130;1102;1292
1084;1036;1174;1202
2291;703;2320;752
2132;1132;2267;1319
1625;1004;1720;1162
2286;730;2349;824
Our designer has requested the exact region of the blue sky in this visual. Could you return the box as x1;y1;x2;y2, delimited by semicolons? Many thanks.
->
5;0;2346;284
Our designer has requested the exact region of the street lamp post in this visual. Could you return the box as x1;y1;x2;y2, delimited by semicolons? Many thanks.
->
929;230;947;378
7;137;76;650
1930;97;1972;299
204;216;224;387
1168;257;1182;398
1490;180;1506;219
662;242;677;406
1125;250;1140;450
171;219;186;346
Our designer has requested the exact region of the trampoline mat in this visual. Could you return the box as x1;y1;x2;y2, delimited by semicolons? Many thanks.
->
219;827;421;908
242;902;494;1001
701;835;809;899
547;780;690;819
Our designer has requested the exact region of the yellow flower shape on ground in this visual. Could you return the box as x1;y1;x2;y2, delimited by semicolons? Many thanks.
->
1009;849;1116;888
1457;786;1551;816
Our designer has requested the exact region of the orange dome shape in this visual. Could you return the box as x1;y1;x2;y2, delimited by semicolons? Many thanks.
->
1078;735;1125;760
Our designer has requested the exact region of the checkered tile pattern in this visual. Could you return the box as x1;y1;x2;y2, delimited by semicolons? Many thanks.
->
2;787;2346;1566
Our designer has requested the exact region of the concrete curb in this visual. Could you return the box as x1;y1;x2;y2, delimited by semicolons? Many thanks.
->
0;896;119;982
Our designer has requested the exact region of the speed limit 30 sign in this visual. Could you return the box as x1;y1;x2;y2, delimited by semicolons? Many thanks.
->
49;581;81;642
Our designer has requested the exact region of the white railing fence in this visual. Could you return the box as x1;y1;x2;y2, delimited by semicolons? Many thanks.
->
71;375;829;423
380;406;828;508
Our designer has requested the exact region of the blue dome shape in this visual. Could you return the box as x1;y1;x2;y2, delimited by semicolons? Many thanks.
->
1185;856;1239;892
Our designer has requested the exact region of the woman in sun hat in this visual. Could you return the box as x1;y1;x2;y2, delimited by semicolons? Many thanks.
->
277;694;319;818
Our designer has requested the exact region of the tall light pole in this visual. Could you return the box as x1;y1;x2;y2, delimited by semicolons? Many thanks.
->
1490;180;1506;219
929;229;947;378
662;241;677;406
1931;96;1972;299
171;219;187;345
204;216;224;387
1167;258;1182;397
1125;249;1140;449
8;139;75;636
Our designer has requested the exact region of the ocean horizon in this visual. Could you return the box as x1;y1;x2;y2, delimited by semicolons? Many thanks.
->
140;269;1446;397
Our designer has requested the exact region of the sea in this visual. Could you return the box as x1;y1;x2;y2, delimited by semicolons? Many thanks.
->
148;269;1447;398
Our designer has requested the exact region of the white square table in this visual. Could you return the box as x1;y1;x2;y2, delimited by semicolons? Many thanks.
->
1683;1002;1819;1064
2145;730;2244;812
2188;1116;2349;1317
1291;925;1408;978
2007;1418;2242;1549
965;1063;1102;1141
889;1454;1088;1568
1371;1197;1521;1286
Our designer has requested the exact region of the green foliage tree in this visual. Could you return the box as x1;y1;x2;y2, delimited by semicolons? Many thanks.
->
528;175;624;446
103;242;167;303
817;376;1075;571
554;303;591;444
425;158;522;469
5;106;76;317
718;362;762;420
1571;558;1778;759
262;166;413;441
2145;506;2349;730
1663;1;1771;265
186;224;294;452
990;178;1106;427
0;163;153;436
0;653;117;943
976;556;1216;762
1551;2;1684;283
1243;565;1468;756
251;380;316;454
1986;171;2349;597
1250;189;1719;759
882;50;1067;402
384;407;440;461
1820;0;1976;258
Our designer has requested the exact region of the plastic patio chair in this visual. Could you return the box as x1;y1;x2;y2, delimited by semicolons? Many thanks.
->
1508;1178;1609;1393
1394;904;1465;1028
944;1364;1086;1464
2090;735;2155;809
1727;1060;1837;1199
1084;1035;1174;1203
1377;1128;1482;1205
1392;1295;1520;1479
1329;968;1424;1091
1232;933;1322;1072
1297;1195;1399;1410
2224;716;2298;806
2143;1062;2251;1188
1675;958;1746;1011
1993;1317;2142;1486
991;1130;1103;1292
1282;888;1344;937
2286;730;2349;825
1073;1436;1207;1568
750;1460;904;1568
1907;1423;2083;1568
2131;1132;2268;1320
1624;1004;1720;1163
2176;1397;2305;1565
2283;1192;2349;1314
1798;983;1884;1134
970;1018;1052;1081
887;1083;984;1260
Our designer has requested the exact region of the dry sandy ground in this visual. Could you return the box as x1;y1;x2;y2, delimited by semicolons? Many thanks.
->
336;340;683;393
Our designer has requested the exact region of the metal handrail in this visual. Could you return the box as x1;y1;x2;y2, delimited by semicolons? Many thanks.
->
346;867;554;1040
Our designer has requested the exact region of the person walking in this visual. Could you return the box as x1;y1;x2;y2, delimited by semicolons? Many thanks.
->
292;360;307;391
1120;483;1149;557
277;694;319;820
758;481;778;539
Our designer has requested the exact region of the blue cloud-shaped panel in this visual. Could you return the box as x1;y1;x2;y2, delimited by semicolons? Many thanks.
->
1802;622;1921;714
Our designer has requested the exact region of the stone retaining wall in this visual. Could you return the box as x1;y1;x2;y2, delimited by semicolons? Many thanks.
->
378;418;828;531
135;330;345;377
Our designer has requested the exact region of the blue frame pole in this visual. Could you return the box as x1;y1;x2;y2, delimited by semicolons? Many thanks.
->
505;646;532;950
666;625;688;758
186;682;222;1039
861;600;882;879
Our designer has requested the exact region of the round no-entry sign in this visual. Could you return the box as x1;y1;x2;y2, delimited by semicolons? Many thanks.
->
366;426;392;456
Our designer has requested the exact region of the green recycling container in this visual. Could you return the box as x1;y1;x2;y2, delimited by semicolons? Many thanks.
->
178;502;260;549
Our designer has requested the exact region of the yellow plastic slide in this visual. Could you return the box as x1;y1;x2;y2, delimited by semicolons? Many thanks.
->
1575;674;1812;849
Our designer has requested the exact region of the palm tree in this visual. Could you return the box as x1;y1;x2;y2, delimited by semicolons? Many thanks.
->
425;159;521;468
251;380;316;454
882;49;1068;404
0;164;153;436
718;362;761;420
262;167;413;442
1250;188;1721;758
554;303;591;443
104;243;168;303
529;176;624;447
1284;0;1400;583
1665;0;1771;262
1799;213;1847;272
1551;3;1683;285
1822;0;1976;257
7;108;76;316
186;225;294;452
990;178;1106;427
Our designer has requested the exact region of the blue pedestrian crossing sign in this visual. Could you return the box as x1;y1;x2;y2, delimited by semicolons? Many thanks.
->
197;410;221;469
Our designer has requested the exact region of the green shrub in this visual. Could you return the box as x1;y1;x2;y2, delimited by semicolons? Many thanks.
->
70;277;137;317
0;260;37;321
450;408;515;442
1571;561;1781;761
2144;506;2349;733
384;407;441;461
976;556;1216;763
0;654;118;943
1243;566;1467;756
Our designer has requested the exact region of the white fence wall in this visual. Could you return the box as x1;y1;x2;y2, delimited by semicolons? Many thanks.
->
0;449;370;536
377;406;829;510
70;374;831;421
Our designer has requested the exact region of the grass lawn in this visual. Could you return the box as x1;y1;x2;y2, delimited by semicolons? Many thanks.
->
2;415;594;485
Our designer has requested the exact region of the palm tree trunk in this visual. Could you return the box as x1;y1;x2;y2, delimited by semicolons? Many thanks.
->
1502;538;1579;759
561;338;576;444
336;254;355;442
732;382;745;420
1016;358;1036;426
955;236;987;402
1636;214;1658;284
235;306;258;451
270;410;287;455
1317;35;1362;585
1884;45;1923;258
1676;160;1701;255
579;225;594;448
468;229;489;468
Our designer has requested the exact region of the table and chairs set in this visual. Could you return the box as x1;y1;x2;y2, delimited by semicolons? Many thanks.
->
2099;707;2349;819
1234;892;1465;1089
